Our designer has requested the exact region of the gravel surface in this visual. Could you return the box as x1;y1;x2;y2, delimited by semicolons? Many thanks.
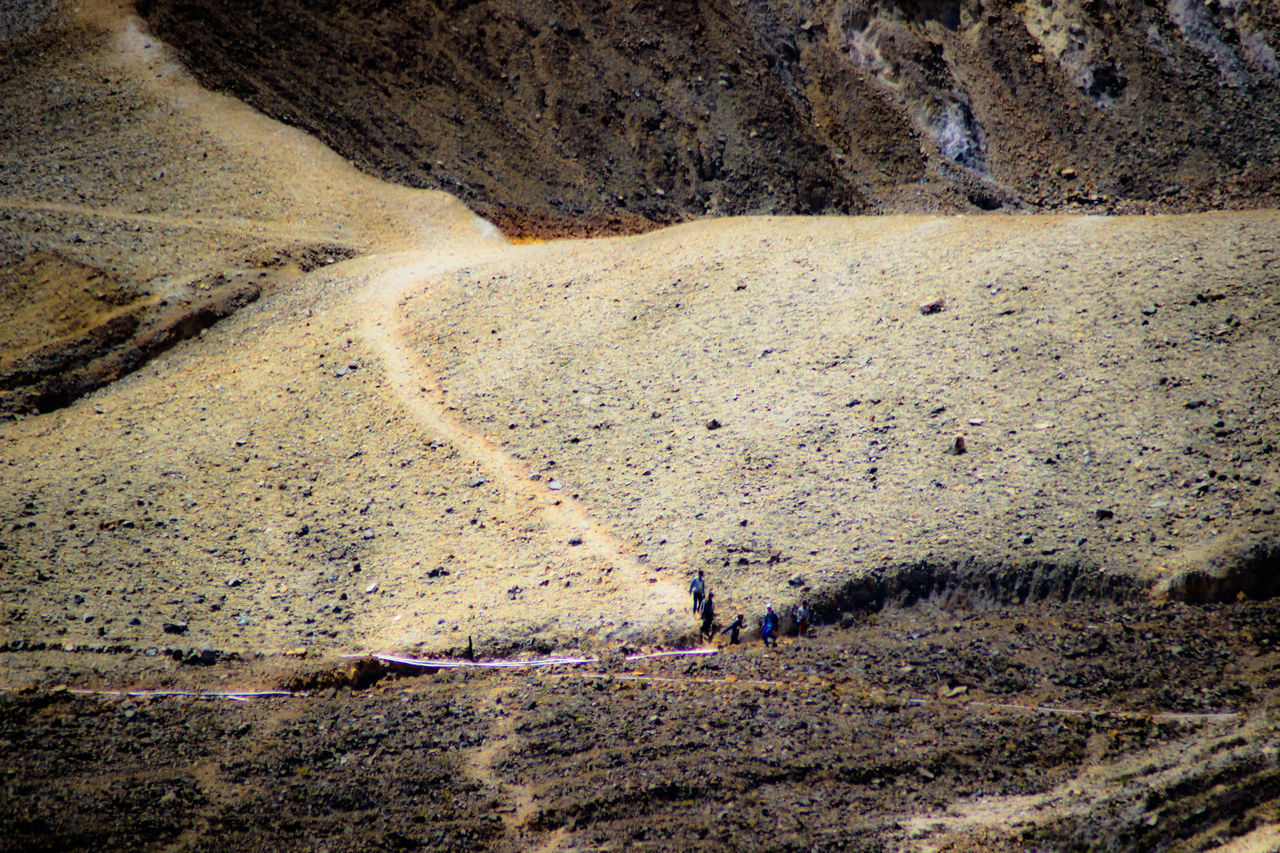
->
404;212;1280;618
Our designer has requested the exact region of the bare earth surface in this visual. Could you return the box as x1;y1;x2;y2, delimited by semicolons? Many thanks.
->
2;2;1280;851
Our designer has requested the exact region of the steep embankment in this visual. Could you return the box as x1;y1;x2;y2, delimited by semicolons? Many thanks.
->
141;0;1280;236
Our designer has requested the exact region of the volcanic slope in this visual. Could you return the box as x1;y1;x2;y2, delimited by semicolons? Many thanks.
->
402;211;1280;618
0;2;682;657
141;0;1280;235
2;3;1280;666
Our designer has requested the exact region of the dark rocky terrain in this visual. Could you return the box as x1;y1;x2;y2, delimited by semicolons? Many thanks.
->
5;600;1280;852
141;0;1280;236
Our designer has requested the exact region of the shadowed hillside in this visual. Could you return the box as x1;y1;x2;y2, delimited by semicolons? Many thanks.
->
141;0;1280;236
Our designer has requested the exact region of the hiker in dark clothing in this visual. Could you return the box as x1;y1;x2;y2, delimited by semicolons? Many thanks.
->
761;604;778;647
700;592;717;640
690;570;706;614
720;613;745;645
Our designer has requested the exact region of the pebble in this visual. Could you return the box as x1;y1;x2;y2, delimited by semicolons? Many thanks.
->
918;297;946;315
162;621;188;635
949;435;967;455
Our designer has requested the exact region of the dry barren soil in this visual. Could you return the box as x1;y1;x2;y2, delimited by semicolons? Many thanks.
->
2;2;1280;851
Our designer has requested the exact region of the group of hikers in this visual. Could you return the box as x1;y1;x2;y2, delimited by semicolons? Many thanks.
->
689;570;811;647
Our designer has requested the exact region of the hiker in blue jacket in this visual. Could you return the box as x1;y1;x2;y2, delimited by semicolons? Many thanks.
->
761;604;778;647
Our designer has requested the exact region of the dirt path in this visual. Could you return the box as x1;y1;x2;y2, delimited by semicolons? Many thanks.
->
463;682;567;851
350;249;686;648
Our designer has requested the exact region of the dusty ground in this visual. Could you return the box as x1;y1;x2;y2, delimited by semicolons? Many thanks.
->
0;0;491;414
403;211;1280;619
3;2;1280;850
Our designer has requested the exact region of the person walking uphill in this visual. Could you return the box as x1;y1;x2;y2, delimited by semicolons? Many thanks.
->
720;613;745;645
700;592;717;641
761;604;778;647
690;570;706;614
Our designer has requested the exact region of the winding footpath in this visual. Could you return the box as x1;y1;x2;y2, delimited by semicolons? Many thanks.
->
352;248;686;629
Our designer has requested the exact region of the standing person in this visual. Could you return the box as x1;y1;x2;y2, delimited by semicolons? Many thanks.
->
720;613;745;645
761;604;778;647
690;570;706;614
794;601;810;637
700;592;717;640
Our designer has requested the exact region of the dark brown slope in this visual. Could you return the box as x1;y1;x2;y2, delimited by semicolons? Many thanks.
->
140;0;1280;236
6;600;1280;852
